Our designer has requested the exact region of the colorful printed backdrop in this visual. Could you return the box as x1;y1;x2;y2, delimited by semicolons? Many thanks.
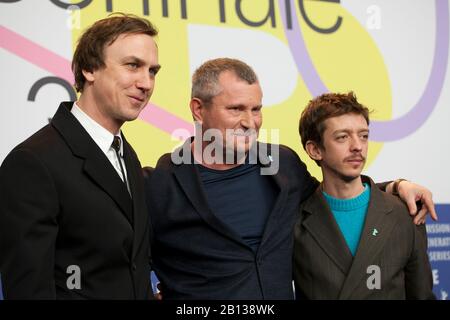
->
1;0;449;299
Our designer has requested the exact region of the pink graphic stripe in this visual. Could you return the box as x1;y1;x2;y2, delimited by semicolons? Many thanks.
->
0;26;74;83
0;25;193;137
139;103;194;136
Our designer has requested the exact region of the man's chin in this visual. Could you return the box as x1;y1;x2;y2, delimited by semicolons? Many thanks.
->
341;172;362;183
123;109;144;122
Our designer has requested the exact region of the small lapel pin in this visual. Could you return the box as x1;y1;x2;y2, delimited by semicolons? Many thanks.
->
372;228;379;236
268;155;273;162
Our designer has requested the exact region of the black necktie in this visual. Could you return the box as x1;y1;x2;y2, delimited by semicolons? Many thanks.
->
111;136;128;189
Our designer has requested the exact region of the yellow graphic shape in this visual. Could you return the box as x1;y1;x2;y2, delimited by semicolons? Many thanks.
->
262;1;391;179
72;1;392;178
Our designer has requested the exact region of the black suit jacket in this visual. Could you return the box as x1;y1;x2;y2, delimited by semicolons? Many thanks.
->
0;102;152;299
144;138;318;299
293;176;435;299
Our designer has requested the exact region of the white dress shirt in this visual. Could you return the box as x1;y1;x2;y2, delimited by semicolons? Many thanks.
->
71;102;130;194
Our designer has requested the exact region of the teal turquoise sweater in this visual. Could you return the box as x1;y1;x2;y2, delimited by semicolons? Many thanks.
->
323;183;371;256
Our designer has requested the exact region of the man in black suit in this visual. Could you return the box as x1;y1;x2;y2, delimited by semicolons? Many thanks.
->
0;14;161;299
144;58;436;299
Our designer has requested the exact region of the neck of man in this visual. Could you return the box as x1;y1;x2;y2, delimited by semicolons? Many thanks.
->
321;172;365;199
77;93;122;135
191;140;246;171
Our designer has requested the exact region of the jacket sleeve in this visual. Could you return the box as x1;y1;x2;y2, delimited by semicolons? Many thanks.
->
404;223;436;300
0;149;59;299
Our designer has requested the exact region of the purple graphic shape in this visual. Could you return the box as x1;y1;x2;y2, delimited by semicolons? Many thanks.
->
279;0;449;142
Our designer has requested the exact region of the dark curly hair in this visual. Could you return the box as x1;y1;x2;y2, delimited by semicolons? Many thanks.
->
299;91;370;150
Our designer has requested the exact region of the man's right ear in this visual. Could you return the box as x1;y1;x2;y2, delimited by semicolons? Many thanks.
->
190;98;203;124
305;141;323;162
82;69;95;83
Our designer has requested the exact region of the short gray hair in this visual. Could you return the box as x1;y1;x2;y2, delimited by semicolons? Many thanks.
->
191;58;259;106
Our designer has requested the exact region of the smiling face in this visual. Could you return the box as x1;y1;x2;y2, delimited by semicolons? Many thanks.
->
197;71;263;158
81;32;160;133
308;113;369;183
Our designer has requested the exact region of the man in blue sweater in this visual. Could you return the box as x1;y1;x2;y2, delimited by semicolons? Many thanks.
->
294;92;435;299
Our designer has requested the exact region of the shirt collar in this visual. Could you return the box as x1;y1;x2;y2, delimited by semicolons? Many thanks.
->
71;102;123;156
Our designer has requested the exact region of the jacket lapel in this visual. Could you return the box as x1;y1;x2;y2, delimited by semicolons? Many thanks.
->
338;176;398;299
122;136;148;259
301;187;354;274
257;143;289;249
51;102;134;225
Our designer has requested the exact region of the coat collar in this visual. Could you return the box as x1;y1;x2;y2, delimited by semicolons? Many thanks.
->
51;102;134;226
71;101;123;156
301;184;354;274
